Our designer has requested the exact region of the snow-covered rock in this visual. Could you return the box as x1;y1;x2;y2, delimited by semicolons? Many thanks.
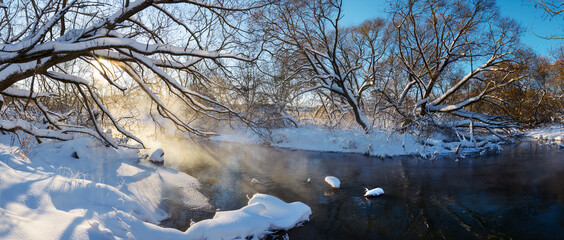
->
325;176;341;188
149;148;165;163
364;187;384;197
251;178;260;184
185;193;311;239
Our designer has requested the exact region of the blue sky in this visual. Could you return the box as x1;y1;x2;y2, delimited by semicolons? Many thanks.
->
341;0;564;57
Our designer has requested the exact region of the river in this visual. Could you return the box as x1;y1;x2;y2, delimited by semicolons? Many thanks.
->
161;140;564;239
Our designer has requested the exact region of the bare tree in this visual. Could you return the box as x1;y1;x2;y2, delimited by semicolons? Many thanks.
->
255;0;388;132
387;0;526;137
530;0;564;39
532;0;564;17
0;0;263;147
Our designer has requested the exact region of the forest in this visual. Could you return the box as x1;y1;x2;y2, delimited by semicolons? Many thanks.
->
0;0;562;151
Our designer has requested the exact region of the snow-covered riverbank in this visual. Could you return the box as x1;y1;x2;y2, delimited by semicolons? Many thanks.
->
0;135;209;239
0;134;310;239
526;125;564;142
214;124;564;157
526;125;564;148
212;126;507;157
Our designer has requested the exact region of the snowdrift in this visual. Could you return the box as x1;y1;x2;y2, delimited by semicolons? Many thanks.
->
0;134;312;239
527;125;564;142
186;193;311;239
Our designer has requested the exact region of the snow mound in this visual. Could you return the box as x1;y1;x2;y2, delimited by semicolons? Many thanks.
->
325;176;341;188
185;193;311;239
527;125;564;142
149;148;165;163
364;187;384;197
0;135;210;239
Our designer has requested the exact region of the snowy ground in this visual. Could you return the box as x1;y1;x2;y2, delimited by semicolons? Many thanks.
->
526;125;564;147
526;125;564;141
212;126;505;157
0;134;310;239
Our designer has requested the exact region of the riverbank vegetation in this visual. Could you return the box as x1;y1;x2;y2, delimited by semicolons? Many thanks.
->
0;0;562;150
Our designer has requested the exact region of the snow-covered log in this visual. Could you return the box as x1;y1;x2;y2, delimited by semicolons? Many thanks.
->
0;119;116;145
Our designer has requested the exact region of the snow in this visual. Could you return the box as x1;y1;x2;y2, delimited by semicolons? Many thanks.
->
149;148;165;163
269;128;424;156
325;176;341;188
210;127;261;144
0;133;313;239
0;119;74;141
185;193;311;240
0;135;210;239
212;126;494;157
2;87;55;98
527;125;564;142
364;188;384;197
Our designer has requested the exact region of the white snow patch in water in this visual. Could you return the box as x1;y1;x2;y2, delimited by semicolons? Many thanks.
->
325;176;341;188
364;187;384;197
185;193;311;239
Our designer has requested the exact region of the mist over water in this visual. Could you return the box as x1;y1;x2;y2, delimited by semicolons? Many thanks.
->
159;139;564;239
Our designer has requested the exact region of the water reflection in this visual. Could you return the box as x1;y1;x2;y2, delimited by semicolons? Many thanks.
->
163;140;564;239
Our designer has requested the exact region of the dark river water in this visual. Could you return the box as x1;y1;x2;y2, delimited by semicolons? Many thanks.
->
161;140;564;239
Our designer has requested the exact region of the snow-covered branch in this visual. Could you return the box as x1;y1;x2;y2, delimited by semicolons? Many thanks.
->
0;0;261;146
390;0;524;133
